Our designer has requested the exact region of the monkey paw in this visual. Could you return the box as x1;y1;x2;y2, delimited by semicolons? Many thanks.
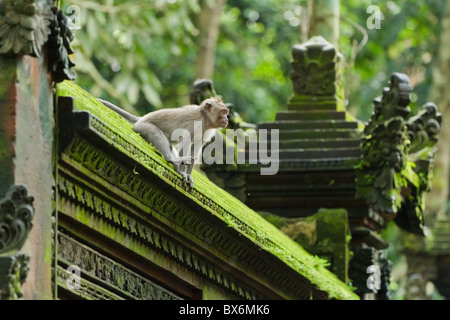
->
182;174;194;189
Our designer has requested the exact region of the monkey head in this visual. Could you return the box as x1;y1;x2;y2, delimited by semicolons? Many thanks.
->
202;96;229;129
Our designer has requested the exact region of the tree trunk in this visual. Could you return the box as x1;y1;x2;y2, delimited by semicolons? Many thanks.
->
427;1;450;222
194;0;227;80
308;0;340;47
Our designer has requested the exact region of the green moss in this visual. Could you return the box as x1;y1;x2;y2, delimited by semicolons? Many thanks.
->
261;208;351;283
56;80;359;300
0;57;16;97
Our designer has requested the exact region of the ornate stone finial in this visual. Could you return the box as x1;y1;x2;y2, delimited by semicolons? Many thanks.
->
0;0;53;57
356;73;412;215
189;78;217;105
0;185;35;254
46;6;76;83
288;36;345;110
364;73;412;135
406;102;442;156
379;72;412;120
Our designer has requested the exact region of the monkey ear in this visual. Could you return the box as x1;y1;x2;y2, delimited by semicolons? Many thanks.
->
204;102;213;112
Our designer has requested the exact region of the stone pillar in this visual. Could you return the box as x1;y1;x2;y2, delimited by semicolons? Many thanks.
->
0;0;76;299
0;53;54;300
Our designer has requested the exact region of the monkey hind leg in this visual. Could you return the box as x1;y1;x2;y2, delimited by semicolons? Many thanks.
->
133;122;184;171
134;122;172;158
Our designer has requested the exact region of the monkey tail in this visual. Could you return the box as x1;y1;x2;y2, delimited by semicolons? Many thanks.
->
97;98;139;123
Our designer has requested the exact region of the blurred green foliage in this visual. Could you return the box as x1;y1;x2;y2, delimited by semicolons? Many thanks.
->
62;0;448;300
340;0;446;121
65;0;446;122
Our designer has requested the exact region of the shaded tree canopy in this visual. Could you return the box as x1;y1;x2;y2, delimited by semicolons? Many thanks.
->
66;0;446;124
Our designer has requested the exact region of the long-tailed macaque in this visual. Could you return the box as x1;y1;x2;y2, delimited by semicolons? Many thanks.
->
97;97;229;188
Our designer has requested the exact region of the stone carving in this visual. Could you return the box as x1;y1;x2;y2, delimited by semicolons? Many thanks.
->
349;247;392;299
57;233;181;300
402;102;441;234
377;256;393;300
0;253;30;299
356;73;441;235
348;246;377;297
289;36;345;102
189;78;217;105
0;184;34;300
0;0;52;57
406;102;442;156
364;73;412;134
228;102;258;133
0;185;35;254
46;7;76;83
356;73;412;215
56;266;123;300
0;2;77;81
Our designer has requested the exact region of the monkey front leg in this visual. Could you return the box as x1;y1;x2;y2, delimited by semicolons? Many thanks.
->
177;162;193;188
177;142;197;189
179;160;196;188
181;142;202;189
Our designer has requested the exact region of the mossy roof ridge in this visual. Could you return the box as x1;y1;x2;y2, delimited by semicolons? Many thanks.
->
56;80;359;300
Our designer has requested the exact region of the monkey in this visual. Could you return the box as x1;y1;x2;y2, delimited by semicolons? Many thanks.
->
97;97;229;188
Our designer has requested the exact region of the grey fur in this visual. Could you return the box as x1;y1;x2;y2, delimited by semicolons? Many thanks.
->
97;97;229;188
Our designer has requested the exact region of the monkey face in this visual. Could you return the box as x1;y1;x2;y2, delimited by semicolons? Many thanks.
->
217;107;229;128
203;98;229;129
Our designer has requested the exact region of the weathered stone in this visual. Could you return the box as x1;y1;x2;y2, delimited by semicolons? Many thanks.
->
288;36;345;111
261;208;351;283
0;253;30;299
0;185;34;254
356;73;441;235
0;47;53;299
0;0;52;57
275;110;346;121
46;7;76;83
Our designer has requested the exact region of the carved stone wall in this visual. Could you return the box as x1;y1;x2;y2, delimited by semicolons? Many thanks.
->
55;157;260;299
57;233;181;300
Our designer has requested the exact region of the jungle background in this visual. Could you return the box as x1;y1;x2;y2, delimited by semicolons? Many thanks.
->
62;0;450;299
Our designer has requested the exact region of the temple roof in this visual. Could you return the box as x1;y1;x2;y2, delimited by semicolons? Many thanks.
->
56;80;359;300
